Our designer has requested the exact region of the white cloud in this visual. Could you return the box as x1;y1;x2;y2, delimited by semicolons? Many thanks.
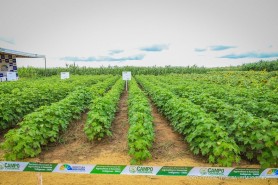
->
1;0;278;67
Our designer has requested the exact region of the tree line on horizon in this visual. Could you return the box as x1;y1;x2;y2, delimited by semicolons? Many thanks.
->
17;59;278;77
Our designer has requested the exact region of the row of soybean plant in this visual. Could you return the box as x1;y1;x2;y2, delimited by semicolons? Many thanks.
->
136;76;240;167
2;76;156;164
0;75;108;130
83;77;155;164
0;75;91;95
176;73;277;104
1;76;118;160
145;75;277;167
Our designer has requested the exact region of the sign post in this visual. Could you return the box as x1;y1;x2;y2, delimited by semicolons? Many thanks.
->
7;72;17;81
122;71;131;91
61;72;70;79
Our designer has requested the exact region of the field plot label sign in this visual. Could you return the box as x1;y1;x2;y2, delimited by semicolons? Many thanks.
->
122;71;131;90
61;72;70;79
7;72;17;81
122;71;131;80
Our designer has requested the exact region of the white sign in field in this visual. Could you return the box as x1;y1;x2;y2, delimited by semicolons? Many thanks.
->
122;71;131;80
7;72;17;81
61;72;70;79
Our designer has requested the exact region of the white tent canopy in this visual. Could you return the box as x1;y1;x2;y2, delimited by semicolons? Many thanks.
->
0;47;45;58
0;48;46;81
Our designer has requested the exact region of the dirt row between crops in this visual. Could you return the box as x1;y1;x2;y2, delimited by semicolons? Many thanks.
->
0;91;277;185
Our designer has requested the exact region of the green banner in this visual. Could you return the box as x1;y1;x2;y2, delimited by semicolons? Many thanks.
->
157;166;193;176
228;168;264;178
23;162;57;172
91;165;126;174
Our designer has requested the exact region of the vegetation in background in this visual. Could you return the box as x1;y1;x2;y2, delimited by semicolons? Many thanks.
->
18;65;208;77
241;60;278;71
18;59;278;78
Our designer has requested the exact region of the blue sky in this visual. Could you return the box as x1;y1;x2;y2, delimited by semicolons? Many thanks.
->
0;0;278;67
220;52;278;59
140;44;169;52
61;54;145;62
209;45;236;51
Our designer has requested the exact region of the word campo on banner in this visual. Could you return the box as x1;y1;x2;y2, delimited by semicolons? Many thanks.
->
0;161;277;178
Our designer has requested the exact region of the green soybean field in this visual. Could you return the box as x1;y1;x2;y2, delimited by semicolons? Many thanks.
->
0;71;277;169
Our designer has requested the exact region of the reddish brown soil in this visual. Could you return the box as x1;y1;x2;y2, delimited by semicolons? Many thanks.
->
149;103;207;166
32;90;131;165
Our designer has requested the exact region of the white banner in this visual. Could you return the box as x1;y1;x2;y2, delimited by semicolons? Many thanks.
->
121;165;161;176
0;161;28;171
53;163;95;174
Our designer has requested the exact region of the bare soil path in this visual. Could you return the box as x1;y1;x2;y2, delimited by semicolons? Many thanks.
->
148;103;208;166
35;90;131;165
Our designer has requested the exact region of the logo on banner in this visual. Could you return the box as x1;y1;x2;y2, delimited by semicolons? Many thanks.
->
129;166;137;173
0;163;4;170
199;168;207;175
266;169;278;176
129;166;154;174
200;168;225;176
60;164;85;172
0;162;20;170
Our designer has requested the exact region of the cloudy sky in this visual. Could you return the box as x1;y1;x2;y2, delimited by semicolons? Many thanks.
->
0;0;278;67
